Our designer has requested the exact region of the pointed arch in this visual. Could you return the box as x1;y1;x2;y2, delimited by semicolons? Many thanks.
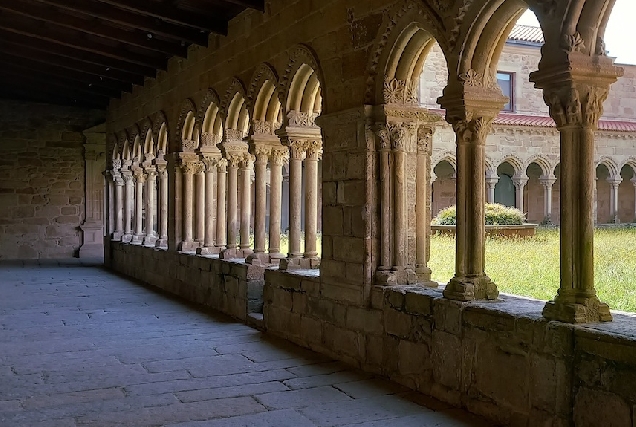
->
525;155;553;176
279;44;324;118
176;99;197;150
222;78;250;138
597;156;619;177
365;0;449;105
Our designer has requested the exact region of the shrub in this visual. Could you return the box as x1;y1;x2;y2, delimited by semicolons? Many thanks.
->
432;203;526;226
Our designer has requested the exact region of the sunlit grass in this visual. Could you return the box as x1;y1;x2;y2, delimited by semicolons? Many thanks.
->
429;227;636;313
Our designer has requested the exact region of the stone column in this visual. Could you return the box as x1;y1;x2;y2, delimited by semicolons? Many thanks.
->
195;162;206;245
530;54;622;322
197;157;219;255
238;154;254;257
104;170;114;238
79;131;106;258
122;169;134;243
513;174;529;213
416;126;437;287
131;167;146;245
268;148;288;262
221;155;240;258
280;139;305;268
303;139;321;266
540;175;556;225
607;175;622;224
215;159;228;251
485;170;499;204
155;158;169;248
112;167;124;241
179;160;197;252
143;165;158;246
632;177;636;222
247;146;269;264
376;125;392;276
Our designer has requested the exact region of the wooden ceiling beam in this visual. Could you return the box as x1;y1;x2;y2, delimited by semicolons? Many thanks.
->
0;10;167;70
218;0;264;11
95;0;228;33
0;41;144;85
0;53;131;94
0;86;105;109
0;1;187;57
31;0;211;45
0;29;158;77
0;67;120;100
0;73;110;108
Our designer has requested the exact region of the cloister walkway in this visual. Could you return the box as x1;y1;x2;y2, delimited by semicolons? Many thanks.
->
0;261;490;427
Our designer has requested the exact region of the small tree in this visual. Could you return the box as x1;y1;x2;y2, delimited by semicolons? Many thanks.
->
432;203;526;226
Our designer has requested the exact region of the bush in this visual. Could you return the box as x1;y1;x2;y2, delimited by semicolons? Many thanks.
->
432;203;526;226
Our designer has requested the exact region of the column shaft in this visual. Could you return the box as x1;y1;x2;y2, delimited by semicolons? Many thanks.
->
204;167;216;247
195;167;205;244
216;161;228;249
226;160;239;250
288;143;304;258
268;150;286;259
393;147;406;268
239;158;253;253
415;127;433;284
304;141;320;259
181;163;195;249
253;152;268;254
114;177;124;238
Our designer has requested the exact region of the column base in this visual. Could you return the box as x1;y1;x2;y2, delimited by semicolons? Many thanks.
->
143;234;157;247
220;247;252;260
155;239;168;249
179;241;199;252
374;267;417;286
111;232;123;241
245;252;272;266
196;246;221;255
279;256;320;271
131;234;145;245
122;234;133;243
415;266;439;288
443;274;498;301
543;296;612;323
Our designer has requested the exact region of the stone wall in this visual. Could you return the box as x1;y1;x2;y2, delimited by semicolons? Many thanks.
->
263;272;636;427
0;100;105;259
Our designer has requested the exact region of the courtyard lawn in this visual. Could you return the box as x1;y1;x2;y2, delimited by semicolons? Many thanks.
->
429;227;636;313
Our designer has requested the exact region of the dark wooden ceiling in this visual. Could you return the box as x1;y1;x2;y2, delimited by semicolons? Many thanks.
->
0;0;263;109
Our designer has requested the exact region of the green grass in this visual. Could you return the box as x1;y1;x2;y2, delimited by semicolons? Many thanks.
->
429;228;636;313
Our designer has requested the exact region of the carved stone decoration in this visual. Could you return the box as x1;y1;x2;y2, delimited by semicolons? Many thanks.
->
417;126;434;154
225;129;245;142
181;139;197;152
452;116;493;143
305;139;323;158
253;120;275;135
112;159;122;171
595;37;607;56
200;132;221;147
270;148;289;166
287;111;319;128
561;32;586;53
383;78;419;104
448;0;475;51
388;123;409;151
544;86;582;128
583;87;610;126
375;124;391;150
459;69;483;87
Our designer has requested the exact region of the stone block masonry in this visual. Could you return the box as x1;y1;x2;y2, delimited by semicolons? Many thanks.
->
0;100;105;259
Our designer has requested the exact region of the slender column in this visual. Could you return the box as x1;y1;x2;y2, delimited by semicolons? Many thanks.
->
239;155;254;256
531;61;620;322
195;163;206;245
224;156;240;253
485;170;499;204
251;147;269;257
143;166;157;246
113;170;124;240
216;159;228;250
416;126;436;286
156;161;169;248
122;170;134;243
179;161;196;251
540;175;556;225
131;168;146;244
513;174;529;213
268;149;288;261
377;126;392;273
287;140;305;259
392;126;408;270
443;117;499;301
104;170;114;238
632;177;636;221
607;175;622;224
303;139;321;263
197;157;218;254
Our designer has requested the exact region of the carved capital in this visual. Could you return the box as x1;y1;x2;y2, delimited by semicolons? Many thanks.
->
388;123;410;151
305;139;323;159
121;172;133;184
287;111;318;128
288;139;307;160
111;159;122;170
417;126;434;154
217;158;228;172
225;129;245;142
253;120;276;135
180;161;196;175
270;148;289;166
383;78;418;104
181;138;197;152
200;132;221;147
544;85;609;128
226;153;243;168
202;157;218;171
239;153;255;169
451;117;493;145
375;124;391;151
253;145;271;162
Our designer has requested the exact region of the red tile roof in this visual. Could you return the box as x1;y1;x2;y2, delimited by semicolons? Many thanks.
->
508;25;544;44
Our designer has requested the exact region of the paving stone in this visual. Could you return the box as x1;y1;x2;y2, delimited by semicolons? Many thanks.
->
0;264;490;427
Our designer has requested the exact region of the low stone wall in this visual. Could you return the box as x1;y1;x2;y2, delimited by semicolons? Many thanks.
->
263;272;636;427
109;241;265;321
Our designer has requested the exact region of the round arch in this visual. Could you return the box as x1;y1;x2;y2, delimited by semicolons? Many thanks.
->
279;44;325;120
222;78;250;138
